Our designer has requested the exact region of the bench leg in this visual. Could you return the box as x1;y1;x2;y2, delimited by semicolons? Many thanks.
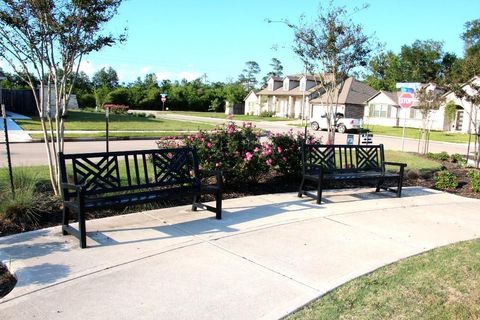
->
375;179;383;192
78;209;87;249
298;177;305;198
215;191;222;220
192;194;199;211
316;181;323;204
396;177;403;197
62;206;70;235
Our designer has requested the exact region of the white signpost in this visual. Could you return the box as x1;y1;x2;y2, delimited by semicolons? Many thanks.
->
399;92;414;151
160;93;167;111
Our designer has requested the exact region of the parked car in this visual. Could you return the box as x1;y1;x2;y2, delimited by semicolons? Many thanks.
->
310;113;363;133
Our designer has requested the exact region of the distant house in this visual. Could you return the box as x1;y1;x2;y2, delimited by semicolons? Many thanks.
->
364;81;479;133
441;76;480;133
247;74;323;118
245;75;376;120
244;90;260;115
310;77;377;119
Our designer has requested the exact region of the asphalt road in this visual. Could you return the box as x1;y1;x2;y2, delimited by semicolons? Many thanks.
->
0;114;472;167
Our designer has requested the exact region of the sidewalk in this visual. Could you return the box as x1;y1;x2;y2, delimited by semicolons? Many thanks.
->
1;187;479;319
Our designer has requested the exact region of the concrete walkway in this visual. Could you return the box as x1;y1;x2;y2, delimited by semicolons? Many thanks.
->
1;187;479;319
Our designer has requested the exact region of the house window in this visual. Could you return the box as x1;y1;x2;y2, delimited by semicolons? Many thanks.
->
283;81;288;90
409;108;422;119
370;104;389;118
268;83;273;91
300;81;305;91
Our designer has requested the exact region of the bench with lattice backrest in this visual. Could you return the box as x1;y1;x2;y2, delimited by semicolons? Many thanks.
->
298;144;406;204
59;148;223;248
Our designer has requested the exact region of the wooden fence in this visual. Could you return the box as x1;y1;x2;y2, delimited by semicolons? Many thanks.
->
1;89;38;116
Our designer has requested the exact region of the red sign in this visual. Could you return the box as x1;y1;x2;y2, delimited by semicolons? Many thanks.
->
399;92;414;109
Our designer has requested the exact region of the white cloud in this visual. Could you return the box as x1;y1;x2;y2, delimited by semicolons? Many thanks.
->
139;66;152;75
178;71;201;81
155;71;172;81
78;60;96;77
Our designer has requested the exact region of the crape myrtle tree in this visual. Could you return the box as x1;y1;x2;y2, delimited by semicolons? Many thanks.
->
451;82;480;167
0;0;125;194
415;86;445;154
286;2;374;143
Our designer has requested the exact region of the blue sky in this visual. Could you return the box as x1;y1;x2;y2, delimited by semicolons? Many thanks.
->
80;0;480;83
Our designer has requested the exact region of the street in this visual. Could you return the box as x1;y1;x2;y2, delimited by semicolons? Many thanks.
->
0;114;472;167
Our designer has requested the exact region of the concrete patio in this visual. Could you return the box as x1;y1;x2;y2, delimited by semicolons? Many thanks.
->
1;187;479;319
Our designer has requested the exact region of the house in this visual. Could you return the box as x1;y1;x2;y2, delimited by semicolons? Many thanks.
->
441;76;480;133
246;75;376;120
364;90;428;128
364;80;479;133
244;90;260;115
310;77;377;120
248;74;323;118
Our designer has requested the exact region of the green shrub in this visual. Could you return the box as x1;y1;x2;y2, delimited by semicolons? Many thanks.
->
434;170;459;190
450;153;467;167
106;87;131;106
260;111;275;117
94;86;110;109
427;152;449;161
0;169;41;225
184;122;268;186
467;170;480;193
76;93;96;109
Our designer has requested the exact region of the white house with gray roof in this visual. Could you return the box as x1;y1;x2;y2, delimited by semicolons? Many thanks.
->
363;81;479;133
246;75;375;120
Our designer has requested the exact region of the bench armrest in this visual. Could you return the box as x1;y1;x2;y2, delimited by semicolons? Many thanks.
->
383;161;407;168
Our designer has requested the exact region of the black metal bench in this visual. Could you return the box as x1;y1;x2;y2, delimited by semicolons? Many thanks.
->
298;144;406;204
59;147;223;248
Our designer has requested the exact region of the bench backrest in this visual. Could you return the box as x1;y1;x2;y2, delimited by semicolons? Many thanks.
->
302;144;385;175
59;148;200;197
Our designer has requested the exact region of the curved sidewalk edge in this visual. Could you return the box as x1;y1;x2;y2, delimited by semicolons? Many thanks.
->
1;187;479;319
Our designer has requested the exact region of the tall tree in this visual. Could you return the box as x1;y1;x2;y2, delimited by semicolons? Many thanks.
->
0;0;125;194
238;60;261;91
365;51;402;91
92;66;119;89
262;57;284;84
287;3;374;143
415;86;445;154
462;19;480;56
399;40;444;83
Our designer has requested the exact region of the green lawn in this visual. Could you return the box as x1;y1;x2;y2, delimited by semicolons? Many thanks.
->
166;111;292;122
364;125;470;144
384;150;442;176
288;239;480;320
16;110;215;131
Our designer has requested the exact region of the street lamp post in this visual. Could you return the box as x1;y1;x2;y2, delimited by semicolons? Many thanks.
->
0;71;15;197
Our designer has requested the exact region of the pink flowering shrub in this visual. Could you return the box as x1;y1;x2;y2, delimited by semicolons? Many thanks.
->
268;129;321;177
103;104;129;114
184;122;268;186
